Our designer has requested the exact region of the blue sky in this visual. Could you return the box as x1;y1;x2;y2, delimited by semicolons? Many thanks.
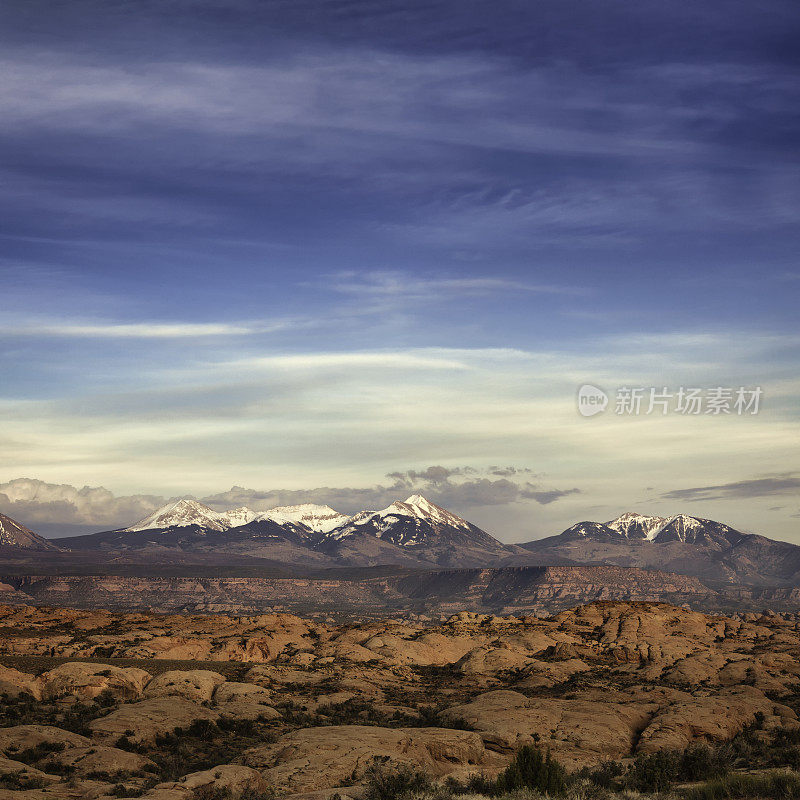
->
1;0;799;541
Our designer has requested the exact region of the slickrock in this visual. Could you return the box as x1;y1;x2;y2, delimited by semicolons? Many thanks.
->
0;665;41;699
89;697;219;743
212;681;279;719
0;755;57;784
242;725;501;793
143;669;226;702
5;599;800;798
151;764;268;797
53;744;155;776
40;662;151;701
636;686;798;752
455;643;535;675
445;690;654;768
0;724;91;752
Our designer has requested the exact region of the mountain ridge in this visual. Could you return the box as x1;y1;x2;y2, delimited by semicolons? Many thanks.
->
5;501;800;589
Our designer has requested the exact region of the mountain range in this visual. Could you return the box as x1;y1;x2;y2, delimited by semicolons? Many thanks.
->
3;500;800;587
53;494;530;569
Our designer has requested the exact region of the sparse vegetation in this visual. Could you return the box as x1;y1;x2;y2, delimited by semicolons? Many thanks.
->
683;770;800;800
117;718;280;782
190;783;276;800
363;759;432;800
495;745;566;796
0;771;49;790
0;690;119;735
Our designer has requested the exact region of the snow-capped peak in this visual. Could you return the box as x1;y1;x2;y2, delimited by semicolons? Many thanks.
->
605;511;705;542
385;495;471;529
219;506;258;528
323;494;472;544
606;512;667;541
255;504;348;533
125;499;238;533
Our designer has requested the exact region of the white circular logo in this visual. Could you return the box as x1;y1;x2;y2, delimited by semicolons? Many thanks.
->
577;384;608;417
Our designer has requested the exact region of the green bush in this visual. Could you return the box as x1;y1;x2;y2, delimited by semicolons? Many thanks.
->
626;749;681;792
495;745;566;796
580;760;624;790
681;742;732;782
363;760;432;800
444;772;496;795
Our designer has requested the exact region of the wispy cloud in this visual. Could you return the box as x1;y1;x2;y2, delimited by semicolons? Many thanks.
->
662;474;800;502
324;270;583;299
6;320;290;339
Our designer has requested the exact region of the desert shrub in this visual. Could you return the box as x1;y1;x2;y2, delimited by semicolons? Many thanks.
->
683;770;800;800
495;745;566;796
189;785;276;800
139;719;279;782
680;742;732;781
190;785;232;800
626;749;681;793
0;690;118;735
187;717;219;741
115;734;138;751
14;740;66;764
217;715;257;736
444;772;496;795
414;704;473;731
579;759;624;790
110;784;147;798
0;772;48;790
317;697;388;726
239;785;278;800
363;760;432;800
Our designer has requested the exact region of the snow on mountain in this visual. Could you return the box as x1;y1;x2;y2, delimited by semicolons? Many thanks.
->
219;506;258;528
125;499;235;533
555;513;724;545
324;494;477;546
254;504;348;533
121;494;498;552
560;521;620;539
606;512;668;541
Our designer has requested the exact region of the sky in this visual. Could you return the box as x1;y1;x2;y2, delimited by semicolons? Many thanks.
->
0;0;799;542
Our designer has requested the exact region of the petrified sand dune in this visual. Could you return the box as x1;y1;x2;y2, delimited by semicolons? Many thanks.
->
242;724;503;793
143;669;226;702
3;600;800;798
40;661;151;701
89;697;219;743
